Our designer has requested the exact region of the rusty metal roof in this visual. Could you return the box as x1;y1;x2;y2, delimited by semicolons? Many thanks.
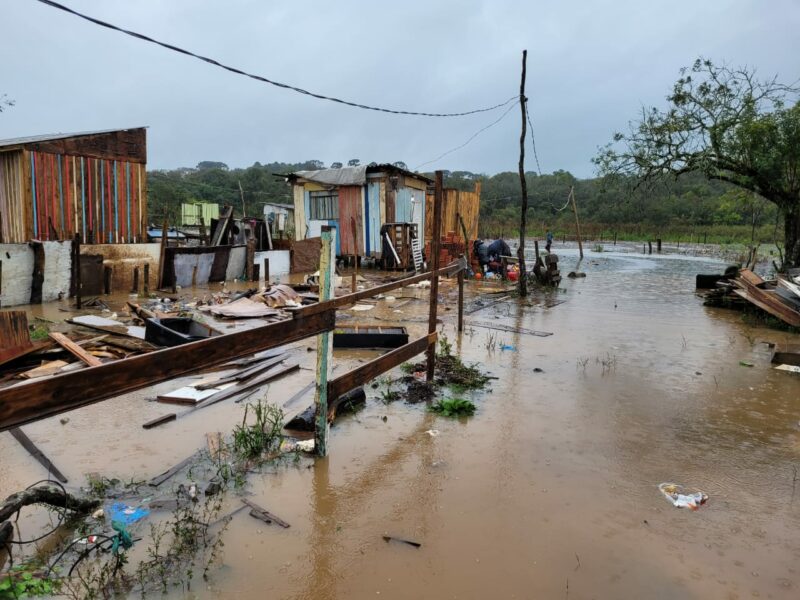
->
0;127;147;149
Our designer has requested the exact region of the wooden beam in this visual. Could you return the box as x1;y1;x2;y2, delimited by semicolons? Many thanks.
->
48;332;103;367
8;428;68;483
328;332;437;401
289;261;461;319
0;310;335;432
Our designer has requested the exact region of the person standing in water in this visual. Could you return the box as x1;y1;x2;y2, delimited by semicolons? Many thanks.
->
545;230;554;253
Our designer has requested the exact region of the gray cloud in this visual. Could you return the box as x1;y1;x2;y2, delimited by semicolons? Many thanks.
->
1;0;798;177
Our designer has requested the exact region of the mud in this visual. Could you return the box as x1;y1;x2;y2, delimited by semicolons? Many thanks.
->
2;247;800;599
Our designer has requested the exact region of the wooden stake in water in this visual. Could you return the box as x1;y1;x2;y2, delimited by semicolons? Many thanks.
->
570;186;584;260
314;226;336;457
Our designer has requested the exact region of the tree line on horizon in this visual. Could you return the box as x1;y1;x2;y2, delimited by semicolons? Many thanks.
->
147;160;780;245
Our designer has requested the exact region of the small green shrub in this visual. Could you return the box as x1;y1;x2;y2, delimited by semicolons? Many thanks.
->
233;398;283;459
429;397;476;417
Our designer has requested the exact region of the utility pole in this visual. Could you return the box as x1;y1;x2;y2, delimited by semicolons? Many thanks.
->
570;186;584;260
238;181;246;218
517;49;529;296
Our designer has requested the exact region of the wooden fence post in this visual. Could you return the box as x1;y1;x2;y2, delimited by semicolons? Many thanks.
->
246;237;255;281
157;219;168;289
457;266;464;333
314;226;336;457
263;258;270;284
74;234;81;309
143;263;150;294
426;171;444;381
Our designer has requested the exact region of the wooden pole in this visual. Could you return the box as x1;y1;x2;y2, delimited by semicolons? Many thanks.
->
238;181;246;218
570;186;584;259
131;266;140;293
143;263;150;294
263;257;270;285
74;233;82;309
157;219;168;289
103;266;112;295
314;226;336;457
517;49;530;296
246;236;255;281
457;266;464;333
426;171;444;381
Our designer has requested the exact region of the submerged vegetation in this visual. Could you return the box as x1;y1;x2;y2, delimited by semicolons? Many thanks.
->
429;397;476;418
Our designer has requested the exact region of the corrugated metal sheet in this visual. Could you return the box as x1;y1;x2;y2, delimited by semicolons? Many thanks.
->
0;127;147;149
395;187;425;235
365;182;381;255
338;185;363;256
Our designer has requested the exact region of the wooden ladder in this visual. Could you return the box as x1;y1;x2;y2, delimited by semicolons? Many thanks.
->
411;236;423;271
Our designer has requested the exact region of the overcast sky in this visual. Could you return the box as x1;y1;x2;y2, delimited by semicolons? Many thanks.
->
1;0;798;177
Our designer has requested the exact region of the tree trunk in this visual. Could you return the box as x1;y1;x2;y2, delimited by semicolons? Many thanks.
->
0;485;100;524
784;207;800;270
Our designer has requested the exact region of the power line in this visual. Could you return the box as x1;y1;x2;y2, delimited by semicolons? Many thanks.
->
415;100;520;170
35;0;517;118
525;101;543;176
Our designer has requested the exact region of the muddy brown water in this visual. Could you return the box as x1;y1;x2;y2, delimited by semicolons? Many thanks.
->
2;247;799;599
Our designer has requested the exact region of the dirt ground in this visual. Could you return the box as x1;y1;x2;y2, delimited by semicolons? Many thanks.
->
1;242;799;599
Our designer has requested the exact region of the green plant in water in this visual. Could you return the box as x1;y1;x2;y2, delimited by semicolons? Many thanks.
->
379;377;400;402
0;564;60;598
28;322;50;342
399;362;416;374
429;397;476;417
232;397;284;459
592;243;604;252
437;333;453;357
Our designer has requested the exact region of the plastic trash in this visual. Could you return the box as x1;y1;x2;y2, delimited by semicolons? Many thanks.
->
500;344;517;351
425;429;440;437
107;502;150;525
658;483;708;510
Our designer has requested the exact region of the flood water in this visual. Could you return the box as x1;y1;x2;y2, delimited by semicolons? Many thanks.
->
2;245;799;599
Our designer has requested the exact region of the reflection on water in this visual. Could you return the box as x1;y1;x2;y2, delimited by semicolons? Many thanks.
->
2;248;799;598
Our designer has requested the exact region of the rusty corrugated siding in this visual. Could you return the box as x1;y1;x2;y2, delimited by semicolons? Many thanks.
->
338;185;363;256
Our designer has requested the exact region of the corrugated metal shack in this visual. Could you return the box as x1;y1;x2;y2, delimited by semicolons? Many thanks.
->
0;127;147;243
286;165;432;258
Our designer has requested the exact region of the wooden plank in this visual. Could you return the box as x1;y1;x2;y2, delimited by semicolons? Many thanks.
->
733;288;800;327
195;354;287;389
148;451;201;487
0;311;32;366
288;261;461;319
242;498;290;528
145;362;300;429
49;332;103;366
0;310;334;432
327;332;436;400
8;427;68;483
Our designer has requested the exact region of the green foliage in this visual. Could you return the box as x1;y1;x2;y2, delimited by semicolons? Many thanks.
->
232;398;284;459
28;322;49;342
399;362;416;374
0;564;59;598
594;57;800;265
429;397;476;417
378;377;400;402
437;333;453;357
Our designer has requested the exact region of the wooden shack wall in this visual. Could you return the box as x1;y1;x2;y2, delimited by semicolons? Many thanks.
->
0;151;26;243
425;182;480;243
27;150;146;243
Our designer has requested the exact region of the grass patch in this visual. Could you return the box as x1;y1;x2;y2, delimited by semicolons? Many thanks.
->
29;322;50;341
429;397;476;417
232;398;283;459
399;362;416;375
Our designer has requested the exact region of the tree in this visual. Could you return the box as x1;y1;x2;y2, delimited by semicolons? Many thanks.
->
330;162;343;169
393;161;408;170
596;58;800;267
196;161;229;171
0;94;14;112
347;159;360;167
